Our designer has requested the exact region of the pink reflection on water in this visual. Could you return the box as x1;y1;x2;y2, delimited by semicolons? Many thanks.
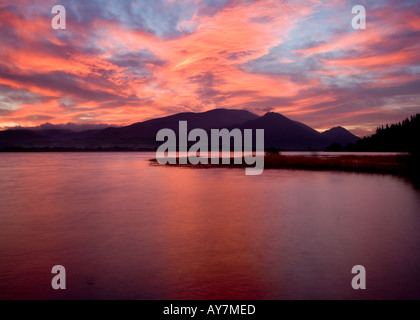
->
0;153;420;300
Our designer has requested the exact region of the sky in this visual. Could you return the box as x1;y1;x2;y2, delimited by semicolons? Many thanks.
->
0;0;419;136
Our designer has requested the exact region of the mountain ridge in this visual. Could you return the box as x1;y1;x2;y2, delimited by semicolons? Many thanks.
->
0;109;359;151
322;127;360;146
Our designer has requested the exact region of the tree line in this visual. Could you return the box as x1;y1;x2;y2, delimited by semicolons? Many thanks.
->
328;114;420;153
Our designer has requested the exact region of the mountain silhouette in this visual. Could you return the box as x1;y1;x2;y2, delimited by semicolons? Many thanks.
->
236;112;331;150
0;130;43;147
0;108;359;151
87;109;259;147
9;123;114;132
321;127;360;146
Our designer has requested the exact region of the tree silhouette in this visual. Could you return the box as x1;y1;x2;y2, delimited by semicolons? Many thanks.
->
346;114;420;153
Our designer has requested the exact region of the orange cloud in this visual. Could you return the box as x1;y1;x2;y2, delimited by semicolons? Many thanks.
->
1;0;420;135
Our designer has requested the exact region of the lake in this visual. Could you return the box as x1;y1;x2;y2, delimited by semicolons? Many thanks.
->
0;152;420;300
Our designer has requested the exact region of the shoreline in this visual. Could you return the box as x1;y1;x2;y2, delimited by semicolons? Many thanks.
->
1;149;417;183
0;147;407;155
0;147;156;152
150;154;419;183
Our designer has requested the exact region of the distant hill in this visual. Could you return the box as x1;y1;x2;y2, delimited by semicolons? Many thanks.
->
343;114;420;152
0;130;43;147
0;108;360;151
322;127;360;147
9;123;115;132
236;112;331;150
87;109;259;148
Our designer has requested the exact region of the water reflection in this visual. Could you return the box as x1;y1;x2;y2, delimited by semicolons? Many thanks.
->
0;153;420;300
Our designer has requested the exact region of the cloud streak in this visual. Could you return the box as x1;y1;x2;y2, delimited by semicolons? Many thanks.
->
0;0;419;135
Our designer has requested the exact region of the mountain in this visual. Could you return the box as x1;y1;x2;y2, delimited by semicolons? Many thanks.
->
0;108;360;151
0;127;105;149
322;127;360;146
87;109;259;147
0;130;43;147
236;112;331;150
0;109;259;149
9;123;115;132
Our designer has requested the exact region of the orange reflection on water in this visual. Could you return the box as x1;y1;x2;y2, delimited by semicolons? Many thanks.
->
1;153;420;300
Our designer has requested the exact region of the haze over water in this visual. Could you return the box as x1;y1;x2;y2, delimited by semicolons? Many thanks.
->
1;153;420;300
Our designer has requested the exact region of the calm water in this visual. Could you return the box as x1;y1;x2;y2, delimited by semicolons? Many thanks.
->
281;152;405;157
1;153;420;300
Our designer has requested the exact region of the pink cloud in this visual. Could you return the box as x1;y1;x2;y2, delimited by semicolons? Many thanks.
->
0;0;419;135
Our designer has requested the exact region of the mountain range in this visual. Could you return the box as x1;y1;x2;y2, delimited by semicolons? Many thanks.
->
0;109;360;151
